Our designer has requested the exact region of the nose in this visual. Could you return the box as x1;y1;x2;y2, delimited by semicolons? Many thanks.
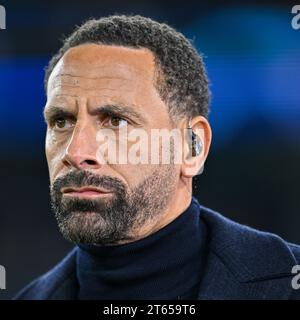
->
62;121;102;170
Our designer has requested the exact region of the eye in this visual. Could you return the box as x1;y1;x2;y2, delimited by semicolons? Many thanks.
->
105;116;128;128
52;118;74;131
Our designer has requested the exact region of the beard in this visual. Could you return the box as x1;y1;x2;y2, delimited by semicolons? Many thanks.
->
50;167;177;246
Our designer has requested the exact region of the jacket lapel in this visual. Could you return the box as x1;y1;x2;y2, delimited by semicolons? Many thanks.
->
197;248;295;299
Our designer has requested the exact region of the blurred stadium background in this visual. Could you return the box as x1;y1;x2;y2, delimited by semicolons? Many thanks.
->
0;0;300;299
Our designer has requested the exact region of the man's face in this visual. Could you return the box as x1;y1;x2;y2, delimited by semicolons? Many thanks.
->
44;43;180;245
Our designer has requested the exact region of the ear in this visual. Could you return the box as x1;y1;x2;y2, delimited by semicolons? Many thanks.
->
181;116;212;178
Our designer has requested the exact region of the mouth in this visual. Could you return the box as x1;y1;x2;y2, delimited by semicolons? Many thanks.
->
61;186;113;199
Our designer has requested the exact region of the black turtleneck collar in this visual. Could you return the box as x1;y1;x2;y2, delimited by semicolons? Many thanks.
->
76;196;207;300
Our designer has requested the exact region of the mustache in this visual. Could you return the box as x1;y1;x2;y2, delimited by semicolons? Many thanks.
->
51;170;126;194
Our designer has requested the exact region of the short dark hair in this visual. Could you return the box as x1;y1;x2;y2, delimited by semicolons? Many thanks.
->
45;15;210;120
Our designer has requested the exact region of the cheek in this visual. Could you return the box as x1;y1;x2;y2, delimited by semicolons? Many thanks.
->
110;163;154;189
45;131;54;161
45;131;67;181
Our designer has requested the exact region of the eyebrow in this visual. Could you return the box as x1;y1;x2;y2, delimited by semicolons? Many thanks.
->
91;104;147;124
43;106;75;124
43;104;147;124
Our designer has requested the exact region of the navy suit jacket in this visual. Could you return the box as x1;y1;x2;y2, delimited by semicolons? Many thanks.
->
14;204;300;300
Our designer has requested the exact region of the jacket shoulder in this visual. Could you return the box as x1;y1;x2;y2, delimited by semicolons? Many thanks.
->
288;243;300;262
196;202;300;299
199;204;300;282
14;248;77;300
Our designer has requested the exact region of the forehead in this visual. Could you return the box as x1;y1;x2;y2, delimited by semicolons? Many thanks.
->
45;44;170;125
47;44;157;96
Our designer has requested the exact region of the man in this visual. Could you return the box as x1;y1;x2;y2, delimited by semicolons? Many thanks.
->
15;15;300;300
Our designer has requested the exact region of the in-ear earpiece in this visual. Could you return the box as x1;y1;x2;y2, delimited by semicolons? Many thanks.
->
187;119;203;157
191;130;202;157
186;119;205;175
